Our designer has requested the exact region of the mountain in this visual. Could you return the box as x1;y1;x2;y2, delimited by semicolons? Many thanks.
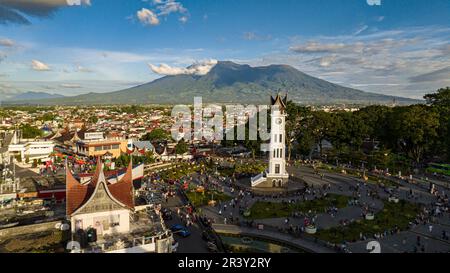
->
4;61;419;105
5;91;65;102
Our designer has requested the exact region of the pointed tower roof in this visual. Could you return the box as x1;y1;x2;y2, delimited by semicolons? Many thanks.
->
271;92;288;111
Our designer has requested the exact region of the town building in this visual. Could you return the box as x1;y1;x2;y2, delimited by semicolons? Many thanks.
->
7;131;55;162
66;159;134;235
76;139;128;158
66;158;174;253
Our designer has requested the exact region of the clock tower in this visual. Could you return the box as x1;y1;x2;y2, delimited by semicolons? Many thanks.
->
251;93;290;188
266;94;289;187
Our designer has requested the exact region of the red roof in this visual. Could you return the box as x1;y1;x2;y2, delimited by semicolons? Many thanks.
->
66;158;134;216
108;161;134;209
66;164;89;216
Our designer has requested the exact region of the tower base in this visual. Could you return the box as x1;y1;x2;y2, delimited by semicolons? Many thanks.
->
251;172;289;188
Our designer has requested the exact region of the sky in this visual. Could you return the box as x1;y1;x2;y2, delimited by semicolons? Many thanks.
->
0;0;449;100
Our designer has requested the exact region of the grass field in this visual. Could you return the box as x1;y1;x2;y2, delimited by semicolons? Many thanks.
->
314;200;420;244
186;190;232;207
244;194;350;219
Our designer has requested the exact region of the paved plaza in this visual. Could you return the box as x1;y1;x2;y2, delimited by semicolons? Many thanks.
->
183;164;450;253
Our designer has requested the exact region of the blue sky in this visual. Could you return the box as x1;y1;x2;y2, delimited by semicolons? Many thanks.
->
0;0;449;99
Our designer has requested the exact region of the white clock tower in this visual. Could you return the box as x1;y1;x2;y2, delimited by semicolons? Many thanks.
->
251;93;290;188
266;94;289;187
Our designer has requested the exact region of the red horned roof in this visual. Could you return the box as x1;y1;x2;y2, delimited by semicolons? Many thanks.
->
108;161;134;210
66;158;134;216
66;161;89;216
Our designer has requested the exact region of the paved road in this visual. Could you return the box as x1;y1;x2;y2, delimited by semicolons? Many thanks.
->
160;193;210;253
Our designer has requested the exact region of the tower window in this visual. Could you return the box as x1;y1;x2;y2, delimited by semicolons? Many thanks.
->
275;164;280;174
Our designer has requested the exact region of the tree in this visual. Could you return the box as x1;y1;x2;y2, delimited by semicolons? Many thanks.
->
310;111;333;156
424;87;450;106
88;116;98;124
21;124;43;139
175;140;188;155
41;113;55;122
425;87;450;160
144;151;155;164
387;105;440;165
141;128;170;142
286;102;312;160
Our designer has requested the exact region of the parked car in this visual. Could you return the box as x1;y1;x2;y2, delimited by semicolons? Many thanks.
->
170;224;191;237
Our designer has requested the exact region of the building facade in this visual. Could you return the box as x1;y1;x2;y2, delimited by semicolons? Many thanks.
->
8;131;55;162
76;139;128;158
66;159;134;235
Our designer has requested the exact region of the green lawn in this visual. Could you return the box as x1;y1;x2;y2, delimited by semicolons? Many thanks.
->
158;163;201;181
245;194;350;220
314;200;420;244
186;190;232;207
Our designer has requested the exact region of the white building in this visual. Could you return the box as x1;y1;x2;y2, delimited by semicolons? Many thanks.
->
252;94;289;188
8;131;55;162
67;160;134;235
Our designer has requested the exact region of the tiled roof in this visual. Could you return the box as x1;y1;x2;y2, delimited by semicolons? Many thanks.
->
65;162;89;216
108;161;134;209
66;158;134;216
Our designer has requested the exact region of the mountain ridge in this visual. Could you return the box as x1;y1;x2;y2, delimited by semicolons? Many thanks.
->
3;91;65;102
3;61;420;106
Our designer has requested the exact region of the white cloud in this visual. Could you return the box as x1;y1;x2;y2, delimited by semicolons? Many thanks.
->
76;65;93;73
319;55;337;67
179;16;188;24
136;0;189;27
60;83;82;88
31;59;50;71
354;25;369;36
137;8;160;26
290;42;347;53
156;0;187;16
0;38;15;47
148;59;218;76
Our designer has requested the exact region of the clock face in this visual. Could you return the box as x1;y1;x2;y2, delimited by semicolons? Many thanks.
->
276;118;282;125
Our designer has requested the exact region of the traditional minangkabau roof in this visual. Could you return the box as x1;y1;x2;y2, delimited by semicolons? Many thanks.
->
66;160;89;216
65;158;134;216
271;93;288;111
108;161;134;210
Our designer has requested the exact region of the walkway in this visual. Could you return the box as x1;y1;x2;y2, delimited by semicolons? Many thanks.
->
212;223;337;253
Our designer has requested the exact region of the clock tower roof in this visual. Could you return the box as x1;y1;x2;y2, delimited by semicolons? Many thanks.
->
271;93;288;111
